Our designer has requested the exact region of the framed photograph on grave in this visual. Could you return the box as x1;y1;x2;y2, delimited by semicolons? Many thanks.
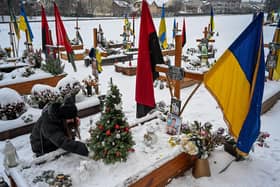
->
167;66;184;80
170;98;181;116
166;113;182;135
266;53;277;69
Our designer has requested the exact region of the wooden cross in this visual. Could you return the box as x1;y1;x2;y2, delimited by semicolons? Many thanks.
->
196;27;215;44
264;41;280;80
156;35;205;116
75;17;80;31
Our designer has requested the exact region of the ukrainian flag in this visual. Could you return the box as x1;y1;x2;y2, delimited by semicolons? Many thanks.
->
158;4;168;49
210;6;214;34
273;19;280;80
204;12;265;155
19;4;34;43
96;49;103;73
172;18;176;42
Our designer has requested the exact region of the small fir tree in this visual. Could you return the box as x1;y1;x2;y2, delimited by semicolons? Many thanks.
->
88;80;135;164
42;55;65;75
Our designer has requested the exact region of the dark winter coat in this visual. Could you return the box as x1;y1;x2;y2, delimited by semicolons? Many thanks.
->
30;103;89;157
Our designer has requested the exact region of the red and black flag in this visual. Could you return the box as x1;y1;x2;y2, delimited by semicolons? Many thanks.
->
54;2;77;72
41;5;53;55
135;0;164;118
182;18;186;47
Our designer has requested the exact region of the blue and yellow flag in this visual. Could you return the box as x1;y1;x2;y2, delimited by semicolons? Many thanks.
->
209;6;214;35
172;18;176;40
158;4;168;49
96;49;103;73
204;12;265;155
19;4;34;43
273;19;280;80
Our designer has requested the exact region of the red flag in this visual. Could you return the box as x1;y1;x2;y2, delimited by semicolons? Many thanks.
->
41;5;53;54
54;2;76;72
182;18;186;47
54;3;72;53
135;0;163;117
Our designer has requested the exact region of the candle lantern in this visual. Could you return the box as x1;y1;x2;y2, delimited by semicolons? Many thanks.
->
3;140;19;168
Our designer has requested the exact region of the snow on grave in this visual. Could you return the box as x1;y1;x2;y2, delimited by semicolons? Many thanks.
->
0;77;101;140
0;88;26;121
0;67;67;95
30;84;61;109
7;116;194;187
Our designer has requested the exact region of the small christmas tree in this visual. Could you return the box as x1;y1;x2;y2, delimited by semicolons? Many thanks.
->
88;79;135;164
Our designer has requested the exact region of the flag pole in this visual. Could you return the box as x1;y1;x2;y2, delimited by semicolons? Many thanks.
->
8;22;16;57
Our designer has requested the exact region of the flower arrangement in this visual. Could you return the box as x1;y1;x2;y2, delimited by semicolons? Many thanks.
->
30;84;62;109
0;102;26;120
21;67;35;78
255;131;270;148
57;78;82;99
180;121;227;159
0;88;26;120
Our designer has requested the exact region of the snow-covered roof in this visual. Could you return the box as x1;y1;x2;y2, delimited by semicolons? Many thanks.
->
113;0;130;8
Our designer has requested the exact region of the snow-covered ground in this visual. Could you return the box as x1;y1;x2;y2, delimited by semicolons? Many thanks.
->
0;14;279;186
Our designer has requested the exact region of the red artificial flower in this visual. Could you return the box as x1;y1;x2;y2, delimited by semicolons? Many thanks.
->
124;127;129;132
115;124;120;129
128;148;135;152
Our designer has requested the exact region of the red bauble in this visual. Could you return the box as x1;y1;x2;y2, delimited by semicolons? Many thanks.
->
105;107;110;112
115;151;121;157
98;125;104;130
125;127;129;132
106;130;111;136
115;124;120;129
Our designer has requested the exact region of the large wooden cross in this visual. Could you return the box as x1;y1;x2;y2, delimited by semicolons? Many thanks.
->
196;27;215;44
156;35;205;116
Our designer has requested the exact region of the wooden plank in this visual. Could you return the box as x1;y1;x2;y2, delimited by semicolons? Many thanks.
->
0;73;67;95
0;123;34;141
45;44;83;51
61;52;85;60
261;91;280;114
78;104;101;118
122;67;136;76
130;153;196;187
156;65;204;82
102;54;133;65
115;64;136;76
114;65;124;72
0;104;101;140
0;64;28;73
159;76;198;89
108;42;132;49
162;49;176;56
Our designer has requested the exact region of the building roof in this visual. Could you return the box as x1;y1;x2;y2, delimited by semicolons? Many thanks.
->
113;0;130;8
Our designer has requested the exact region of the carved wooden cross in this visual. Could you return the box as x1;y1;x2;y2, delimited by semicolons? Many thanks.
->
156;35;205;116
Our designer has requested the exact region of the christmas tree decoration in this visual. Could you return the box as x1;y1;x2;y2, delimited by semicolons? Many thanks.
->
87;80;135;164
